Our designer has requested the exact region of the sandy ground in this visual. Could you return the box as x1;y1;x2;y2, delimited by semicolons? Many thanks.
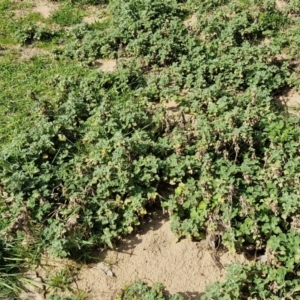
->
94;59;117;72
11;0;59;18
19;212;249;300
285;90;300;110
74;212;248;300
82;6;108;24
183;14;197;29
32;0;59;18
278;89;300;115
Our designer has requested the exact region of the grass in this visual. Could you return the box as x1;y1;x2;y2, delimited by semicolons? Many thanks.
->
0;235;39;299
89;17;111;30
35;36;65;50
0;53;90;148
51;4;86;26
47;268;74;291
0;0;10;11
0;0;34;10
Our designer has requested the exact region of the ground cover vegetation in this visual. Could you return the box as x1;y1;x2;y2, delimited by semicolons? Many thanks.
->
1;0;300;298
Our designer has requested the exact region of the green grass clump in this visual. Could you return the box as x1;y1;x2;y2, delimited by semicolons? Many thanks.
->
51;4;85;26
0;0;10;11
0;55;90;147
0;233;37;299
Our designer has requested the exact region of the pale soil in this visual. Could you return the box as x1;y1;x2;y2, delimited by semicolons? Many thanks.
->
73;212;248;300
10;0;59;18
82;6;108;24
20;212;249;300
0;45;50;59
94;59;117;72
32;0;59;18
183;14;197;29
20;47;50;58
276;0;287;10
285;90;300;109
19;270;45;300
279;89;300;115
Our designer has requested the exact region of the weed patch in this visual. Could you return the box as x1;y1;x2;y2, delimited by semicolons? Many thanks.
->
1;0;300;298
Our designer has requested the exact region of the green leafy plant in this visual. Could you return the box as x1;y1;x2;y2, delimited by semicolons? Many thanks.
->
116;281;183;300
2;0;300;298
60;0;190;66
203;262;300;299
2;0;300;260
202;232;300;299
14;23;56;45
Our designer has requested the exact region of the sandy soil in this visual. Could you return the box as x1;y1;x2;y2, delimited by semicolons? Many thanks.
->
74;212;248;300
94;59;117;72
276;0;287;10
286;90;300;108
279;89;300;115
83;6;108;24
11;0;59;18
18;212;250;300
32;0;59;18
20;47;50;58
184;14;197;28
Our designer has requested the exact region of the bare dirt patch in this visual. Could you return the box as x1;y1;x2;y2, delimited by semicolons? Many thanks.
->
83;6;108;24
286;89;300;108
0;45;50;59
20;256;81;300
276;0;287;10
285;90;300;115
279;89;300;115
20;47;50;59
74;212;249;300
32;0;59;18
19;270;45;300
94;59;117;72
184;14;197;28
11;0;59;18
